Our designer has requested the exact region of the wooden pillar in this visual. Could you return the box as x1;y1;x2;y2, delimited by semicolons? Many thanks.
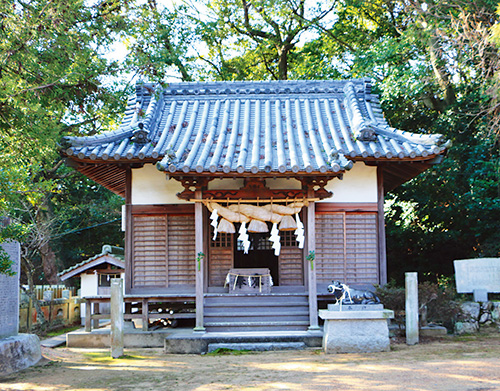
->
377;166;388;285
194;190;206;332
124;167;133;293
85;299;91;332
307;189;319;331
93;302;100;330
141;298;149;331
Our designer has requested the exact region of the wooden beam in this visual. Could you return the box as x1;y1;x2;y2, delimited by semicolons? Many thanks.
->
130;204;195;215
315;203;378;213
194;190;206;332
377;167;388;285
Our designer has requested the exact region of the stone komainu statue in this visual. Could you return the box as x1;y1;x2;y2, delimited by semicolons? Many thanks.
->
327;280;380;305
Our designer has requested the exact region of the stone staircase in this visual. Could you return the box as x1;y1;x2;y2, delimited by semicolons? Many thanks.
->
204;293;310;332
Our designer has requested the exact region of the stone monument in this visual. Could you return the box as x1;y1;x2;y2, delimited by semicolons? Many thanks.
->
0;241;41;376
454;258;500;302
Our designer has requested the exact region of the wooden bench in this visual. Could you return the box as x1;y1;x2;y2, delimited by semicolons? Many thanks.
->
84;295;195;332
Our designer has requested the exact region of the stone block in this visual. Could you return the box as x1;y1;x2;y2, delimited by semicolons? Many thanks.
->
460;302;480;321
327;304;384;311
473;289;488;302
0;334;41;376
454;321;479;335
491;302;500;323
319;309;393;353
420;325;448;337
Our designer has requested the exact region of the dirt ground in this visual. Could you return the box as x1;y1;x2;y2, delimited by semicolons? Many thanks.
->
1;331;500;391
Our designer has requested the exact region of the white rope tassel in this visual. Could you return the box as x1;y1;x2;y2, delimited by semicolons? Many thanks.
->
295;213;305;249
210;209;219;240
269;222;281;256
238;222;250;254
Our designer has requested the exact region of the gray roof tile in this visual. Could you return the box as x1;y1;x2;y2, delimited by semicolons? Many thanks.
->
62;79;449;174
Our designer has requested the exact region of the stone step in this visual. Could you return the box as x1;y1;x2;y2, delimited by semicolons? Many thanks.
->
204;301;308;308
204;315;309;323
204;310;309;317
207;342;306;353
205;321;310;332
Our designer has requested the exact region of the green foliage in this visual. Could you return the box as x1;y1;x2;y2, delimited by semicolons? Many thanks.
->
375;279;462;331
0;0;128;284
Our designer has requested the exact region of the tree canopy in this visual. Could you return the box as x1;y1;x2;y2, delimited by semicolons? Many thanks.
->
1;0;499;286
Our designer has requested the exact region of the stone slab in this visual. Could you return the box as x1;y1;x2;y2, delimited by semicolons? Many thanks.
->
207;342;305;352
420;325;448;337
327;304;384;311
319;309;394;320
0;334;41;376
0;241;20;339
454;258;500;293
165;331;322;354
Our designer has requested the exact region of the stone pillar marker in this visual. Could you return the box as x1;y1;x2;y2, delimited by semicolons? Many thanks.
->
405;272;419;345
1;241;41;375
110;278;124;359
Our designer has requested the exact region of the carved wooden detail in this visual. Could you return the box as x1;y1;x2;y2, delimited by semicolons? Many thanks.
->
175;176;335;201
299;177;334;199
176;177;213;200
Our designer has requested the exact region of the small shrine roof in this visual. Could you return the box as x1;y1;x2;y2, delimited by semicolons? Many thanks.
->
58;245;125;281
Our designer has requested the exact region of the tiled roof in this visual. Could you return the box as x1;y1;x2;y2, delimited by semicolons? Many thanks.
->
58;245;125;281
62;79;449;175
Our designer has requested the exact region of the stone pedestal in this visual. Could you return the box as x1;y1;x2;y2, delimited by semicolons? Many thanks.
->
319;309;394;353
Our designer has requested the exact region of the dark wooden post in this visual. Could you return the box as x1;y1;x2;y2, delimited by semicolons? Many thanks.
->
85;299;91;332
307;188;319;331
194;190;206;332
124;167;133;293
377;166;388;285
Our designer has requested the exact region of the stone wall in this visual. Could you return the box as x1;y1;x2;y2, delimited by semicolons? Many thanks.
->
19;297;82;332
0;241;21;339
455;301;500;334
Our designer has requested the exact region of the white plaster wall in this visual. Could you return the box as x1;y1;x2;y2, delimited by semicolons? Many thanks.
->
319;163;378;203
131;163;376;204
131;164;187;205
80;274;98;297
207;177;302;190
80;273;98;324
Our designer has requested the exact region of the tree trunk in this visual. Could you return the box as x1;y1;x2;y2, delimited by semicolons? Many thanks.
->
277;47;288;80
429;34;456;110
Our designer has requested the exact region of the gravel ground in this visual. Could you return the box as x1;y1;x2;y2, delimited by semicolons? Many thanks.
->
1;330;500;391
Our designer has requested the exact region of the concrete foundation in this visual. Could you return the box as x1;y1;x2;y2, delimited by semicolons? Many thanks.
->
0;334;42;376
319;309;394;353
165;330;323;354
67;327;323;353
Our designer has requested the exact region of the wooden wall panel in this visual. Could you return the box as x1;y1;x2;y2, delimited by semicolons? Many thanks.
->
345;214;378;285
167;214;196;286
279;247;303;286
315;212;379;286
209;232;233;287
316;214;345;283
132;215;168;288
209;248;233;286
